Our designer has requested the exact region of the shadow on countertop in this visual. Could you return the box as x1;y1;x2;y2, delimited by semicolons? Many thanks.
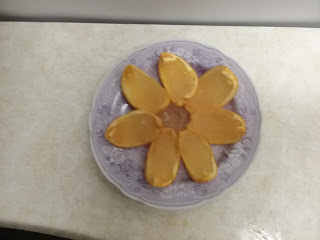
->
0;227;70;240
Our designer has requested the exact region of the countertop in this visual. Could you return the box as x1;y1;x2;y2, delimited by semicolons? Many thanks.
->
0;22;319;240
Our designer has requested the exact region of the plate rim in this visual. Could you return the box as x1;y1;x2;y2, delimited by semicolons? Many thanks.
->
89;40;262;210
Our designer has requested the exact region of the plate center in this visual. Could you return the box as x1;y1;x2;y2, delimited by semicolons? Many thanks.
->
157;103;190;131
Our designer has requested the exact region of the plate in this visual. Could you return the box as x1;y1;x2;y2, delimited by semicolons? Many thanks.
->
89;41;261;209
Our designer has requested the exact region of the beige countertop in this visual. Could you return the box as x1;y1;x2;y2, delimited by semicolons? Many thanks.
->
0;22;320;240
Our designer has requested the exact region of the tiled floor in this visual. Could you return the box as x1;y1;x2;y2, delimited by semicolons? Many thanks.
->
0;228;69;240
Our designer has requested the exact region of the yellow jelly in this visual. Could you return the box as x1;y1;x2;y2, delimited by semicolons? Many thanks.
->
179;129;217;183
186;66;238;113
188;108;246;144
121;65;170;114
145;128;180;187
158;52;198;106
105;110;162;148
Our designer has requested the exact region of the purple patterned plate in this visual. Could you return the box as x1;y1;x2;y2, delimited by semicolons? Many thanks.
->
89;41;261;209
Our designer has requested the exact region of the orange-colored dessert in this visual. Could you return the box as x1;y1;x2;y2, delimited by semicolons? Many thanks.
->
105;52;246;187
145;128;180;187
121;65;170;114
158;52;198;106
